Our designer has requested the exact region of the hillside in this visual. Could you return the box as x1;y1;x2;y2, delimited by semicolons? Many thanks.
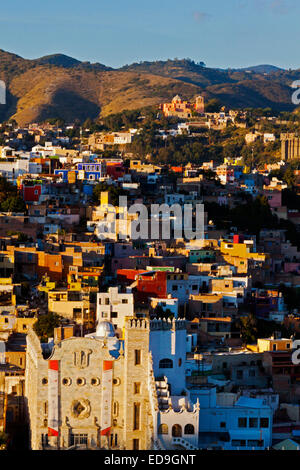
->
34;54;82;68
0;51;298;124
233;64;284;74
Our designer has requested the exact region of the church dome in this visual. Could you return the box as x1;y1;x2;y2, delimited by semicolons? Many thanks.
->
172;95;182;102
96;321;116;338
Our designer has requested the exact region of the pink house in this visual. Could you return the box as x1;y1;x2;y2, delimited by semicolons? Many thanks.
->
264;190;282;208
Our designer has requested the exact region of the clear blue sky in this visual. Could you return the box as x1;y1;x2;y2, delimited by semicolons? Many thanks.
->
0;0;299;69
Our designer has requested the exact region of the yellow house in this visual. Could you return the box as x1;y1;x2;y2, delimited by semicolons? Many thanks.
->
91;191;139;240
130;160;161;173
48;289;95;329
0;278;18;307
224;157;243;166
220;240;267;262
68;266;102;289
0;313;36;334
38;275;56;293
257;337;293;352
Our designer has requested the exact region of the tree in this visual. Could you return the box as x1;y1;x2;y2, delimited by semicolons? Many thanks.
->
283;166;296;188
205;99;222;113
238;314;258;344
153;306;174;319
0;176;26;212
92;182;128;206
1;195;26;213
33;313;61;341
0;431;8;449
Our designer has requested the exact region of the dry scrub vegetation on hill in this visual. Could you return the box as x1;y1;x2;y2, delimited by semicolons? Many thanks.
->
0;50;298;124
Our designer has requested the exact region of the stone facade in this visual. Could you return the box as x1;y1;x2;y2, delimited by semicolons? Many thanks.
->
25;317;155;450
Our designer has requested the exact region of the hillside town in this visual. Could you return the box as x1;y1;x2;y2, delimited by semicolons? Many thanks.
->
1;96;300;452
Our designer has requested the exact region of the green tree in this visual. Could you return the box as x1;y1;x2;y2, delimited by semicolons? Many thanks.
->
92;182;128;206
1;195;26;213
0;431;8;449
238;314;258;344
205;99;222;113
33;313;61;341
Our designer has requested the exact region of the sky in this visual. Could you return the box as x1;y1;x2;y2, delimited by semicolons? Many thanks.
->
0;0;299;70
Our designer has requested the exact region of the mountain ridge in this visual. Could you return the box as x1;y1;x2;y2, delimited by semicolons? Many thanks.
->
0;50;298;125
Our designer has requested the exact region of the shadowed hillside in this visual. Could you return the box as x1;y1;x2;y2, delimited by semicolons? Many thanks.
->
0;51;298;124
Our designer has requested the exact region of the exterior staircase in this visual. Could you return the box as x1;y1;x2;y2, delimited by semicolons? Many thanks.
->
155;378;171;410
172;437;199;450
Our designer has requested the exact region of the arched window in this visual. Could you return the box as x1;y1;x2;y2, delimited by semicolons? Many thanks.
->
172;424;182;437
158;424;168;435
159;358;173;369
184;424;195;435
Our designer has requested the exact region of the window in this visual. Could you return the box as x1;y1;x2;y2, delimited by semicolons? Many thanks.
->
159;358;173;369
249;369;255;377
158;424;168;435
102;312;108;318
238;417;247;428
113;401;119;417
184;424;194;435
62;377;71;386
111;312;118;318
248;440;263;447
260;418;269;428
286;343;291;349
133;439;139;450
272;344;277;351
91;377;100;386
76;378;85;386
232;440;246;447
236;370;243;379
70;434;88;446
220;422;226;428
172;285;178;291
172;424;182;437
122;299;128;304
134;350;141;365
133;403;140;430
42;378;48;385
134;382;141;394
73;308;82;319
249;417;258;428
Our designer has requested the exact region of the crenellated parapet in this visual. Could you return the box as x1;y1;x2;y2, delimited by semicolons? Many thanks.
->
150;318;186;331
